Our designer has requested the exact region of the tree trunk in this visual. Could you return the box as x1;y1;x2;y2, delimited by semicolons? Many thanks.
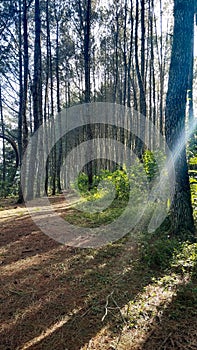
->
165;0;195;235
55;15;62;194
18;0;23;167
27;0;42;200
123;0;127;106
22;0;28;152
84;0;93;189
17;0;28;203
33;0;42;132
0;84;6;194
135;0;146;160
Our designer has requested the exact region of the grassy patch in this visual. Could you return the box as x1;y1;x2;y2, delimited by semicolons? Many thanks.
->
65;198;127;227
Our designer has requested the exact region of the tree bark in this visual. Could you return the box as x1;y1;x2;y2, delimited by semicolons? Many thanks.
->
27;0;42;200
22;0;28;152
55;12;62;194
165;0;195;235
17;0;28;203
0;84;6;191
33;0;42;132
83;0;93;189
135;0;146;160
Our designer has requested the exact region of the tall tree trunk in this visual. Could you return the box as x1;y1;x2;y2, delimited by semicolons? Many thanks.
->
27;0;42;199
84;0;93;189
123;0;127;106
159;0;164;147
113;2;119;103
55;15;62;194
18;0;23;168
44;0;50;195
22;0;28;152
0;84;6;195
33;0;42;132
140;0;145;82
17;0;28;203
188;11;195;141
127;0;134;109
150;0;156;149
84;0;91;104
165;0;195;235
135;0;146;160
44;0;50;122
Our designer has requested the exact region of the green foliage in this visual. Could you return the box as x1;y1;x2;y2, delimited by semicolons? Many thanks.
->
188;133;197;160
141;229;197;272
72;150;197;235
141;232;180;269
190;181;197;221
189;156;197;166
74;159;149;201
0;180;9;198
0;174;19;198
65;198;126;228
75;172;90;195
107;169;130;200
74;150;168;205
188;152;197;220
0;141;18;198
142;150;159;182
172;241;197;274
74;168;130;200
189;167;197;220
69;162;149;228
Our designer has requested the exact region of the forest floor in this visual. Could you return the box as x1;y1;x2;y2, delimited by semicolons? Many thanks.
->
1;194;197;350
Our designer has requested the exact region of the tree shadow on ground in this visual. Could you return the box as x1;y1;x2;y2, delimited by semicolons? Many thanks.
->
0;216;60;265
139;265;197;350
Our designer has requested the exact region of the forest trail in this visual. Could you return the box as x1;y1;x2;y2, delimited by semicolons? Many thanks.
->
0;197;197;350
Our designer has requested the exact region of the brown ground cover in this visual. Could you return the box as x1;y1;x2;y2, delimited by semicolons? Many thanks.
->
1;195;197;350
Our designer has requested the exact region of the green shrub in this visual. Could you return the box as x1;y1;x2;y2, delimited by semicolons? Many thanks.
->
75;172;90;195
172;242;197;274
143;150;159;182
141;233;180;269
110;169;130;200
73;151;166;203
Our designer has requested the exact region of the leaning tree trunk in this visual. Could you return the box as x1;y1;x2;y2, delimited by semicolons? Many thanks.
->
165;0;195;235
